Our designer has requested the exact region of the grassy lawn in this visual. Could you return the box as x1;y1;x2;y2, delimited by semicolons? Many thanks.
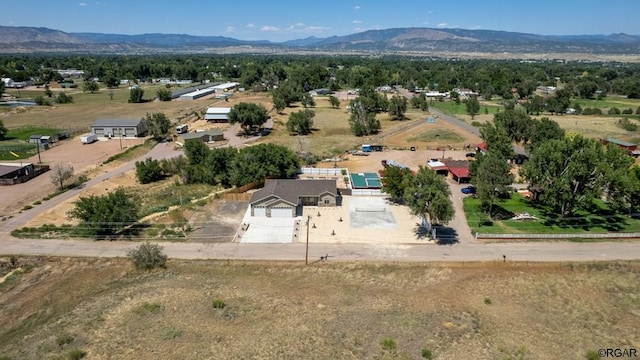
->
572;97;640;110
430;101;501;116
0;142;36;160
464;194;640;235
407;128;464;142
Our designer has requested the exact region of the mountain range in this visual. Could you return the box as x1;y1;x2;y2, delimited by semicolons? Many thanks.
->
1;25;639;56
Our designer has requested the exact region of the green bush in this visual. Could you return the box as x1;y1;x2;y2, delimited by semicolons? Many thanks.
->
56;333;74;347
127;242;168;270
212;299;226;309
421;348;433;359
484;297;492;305
136;302;162;315
585;350;600;360
380;338;397;351
66;348;86;360
163;327;182;340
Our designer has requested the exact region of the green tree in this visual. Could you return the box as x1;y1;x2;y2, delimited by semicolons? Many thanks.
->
55;91;73;104
0;119;8;140
143;112;171;140
127;242;167;270
494;109;534;143
465;95;480;119
403;166;454;232
203;147;238;187
184;140;209;165
129;87;145;103
101;72;119;88
156;88;172;101
50;163;74;190
387;94;408;120
67;188;139;238
272;93;286;113
230;143;299;186
328;95;341;108
348;100;380;136
520;135;632;217
228;102;269;134
471;151;514;217
529;117;565;149
83;80;99;93
301;93;316;108
381;165;413;202
286;109;315;135
44;86;53;98
480;122;514;159
135;157;164;184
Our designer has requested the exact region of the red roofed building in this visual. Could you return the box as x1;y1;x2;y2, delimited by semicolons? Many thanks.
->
443;159;471;183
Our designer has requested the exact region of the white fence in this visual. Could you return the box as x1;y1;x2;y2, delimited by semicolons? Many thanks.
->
352;189;384;196
299;167;347;176
476;232;640;240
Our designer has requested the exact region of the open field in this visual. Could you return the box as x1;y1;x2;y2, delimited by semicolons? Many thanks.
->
0;258;638;360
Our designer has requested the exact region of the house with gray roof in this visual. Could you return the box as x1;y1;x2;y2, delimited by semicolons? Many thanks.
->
91;118;147;138
176;129;224;145
249;179;339;217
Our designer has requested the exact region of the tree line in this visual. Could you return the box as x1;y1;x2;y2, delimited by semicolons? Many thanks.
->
4;55;640;99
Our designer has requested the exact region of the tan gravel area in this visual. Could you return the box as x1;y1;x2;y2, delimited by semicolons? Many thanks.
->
299;196;433;245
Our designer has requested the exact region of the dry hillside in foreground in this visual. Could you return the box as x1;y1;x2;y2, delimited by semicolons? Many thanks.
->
0;258;638;359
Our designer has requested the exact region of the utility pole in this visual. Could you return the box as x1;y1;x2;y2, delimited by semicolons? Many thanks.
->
36;140;41;164
305;214;311;265
119;127;123;149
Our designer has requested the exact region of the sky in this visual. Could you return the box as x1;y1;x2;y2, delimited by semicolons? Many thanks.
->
2;0;640;42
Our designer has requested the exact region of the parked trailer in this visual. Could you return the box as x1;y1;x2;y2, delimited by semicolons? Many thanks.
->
80;134;98;144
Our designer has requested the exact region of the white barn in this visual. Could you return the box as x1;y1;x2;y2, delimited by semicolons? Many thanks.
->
205;107;232;122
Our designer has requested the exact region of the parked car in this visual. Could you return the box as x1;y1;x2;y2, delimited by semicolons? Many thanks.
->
461;185;476;194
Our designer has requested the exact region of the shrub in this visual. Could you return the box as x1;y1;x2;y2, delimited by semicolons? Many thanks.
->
21;205;33;211
471;121;483;127
484;297;492;305
617;117;637;132
622;108;634;115
380;338;397;351
585;350;600;360
137;302;162;314
212;299;226;309
56;92;73;104
66;348;86;360
127;242;168;270
421;348;433;359
163;327;182;340
56;334;74;347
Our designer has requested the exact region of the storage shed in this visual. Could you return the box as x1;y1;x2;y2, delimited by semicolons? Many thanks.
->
91;118;147;138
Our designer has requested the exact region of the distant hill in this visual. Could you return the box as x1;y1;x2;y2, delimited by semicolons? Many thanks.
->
0;25;639;55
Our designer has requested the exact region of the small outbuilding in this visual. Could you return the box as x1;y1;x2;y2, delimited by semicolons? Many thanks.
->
177;129;224;144
91;118;147;138
443;159;471;183
601;137;638;153
205;107;232;122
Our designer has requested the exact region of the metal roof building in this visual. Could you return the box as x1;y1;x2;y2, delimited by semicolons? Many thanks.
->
205;107;232;122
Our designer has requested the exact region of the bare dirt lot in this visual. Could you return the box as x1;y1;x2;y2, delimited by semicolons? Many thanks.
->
0;137;144;217
0;258;637;360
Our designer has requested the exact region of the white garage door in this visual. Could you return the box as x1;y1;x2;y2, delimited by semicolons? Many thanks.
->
94;128;104;136
253;206;266;217
270;206;292;218
125;128;136;137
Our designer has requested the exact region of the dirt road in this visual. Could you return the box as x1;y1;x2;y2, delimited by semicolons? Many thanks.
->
1;237;639;262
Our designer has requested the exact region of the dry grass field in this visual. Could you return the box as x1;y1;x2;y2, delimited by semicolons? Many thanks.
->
0;258;638;360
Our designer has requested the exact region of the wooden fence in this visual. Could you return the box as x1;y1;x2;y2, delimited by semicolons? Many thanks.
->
222;180;263;201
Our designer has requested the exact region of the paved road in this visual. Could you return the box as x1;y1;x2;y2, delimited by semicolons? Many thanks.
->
1;238;640;262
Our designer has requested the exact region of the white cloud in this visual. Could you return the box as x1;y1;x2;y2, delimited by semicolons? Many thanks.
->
225;26;236;33
246;23;255;28
79;2;87;6
436;22;448;28
289;22;305;29
428;10;432;14
354;5;360;10
261;26;280;32
352;20;362;24
287;23;331;34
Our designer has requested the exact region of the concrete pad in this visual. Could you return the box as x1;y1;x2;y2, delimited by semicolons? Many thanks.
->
348;197;397;229
303;196;433;244
238;207;296;243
